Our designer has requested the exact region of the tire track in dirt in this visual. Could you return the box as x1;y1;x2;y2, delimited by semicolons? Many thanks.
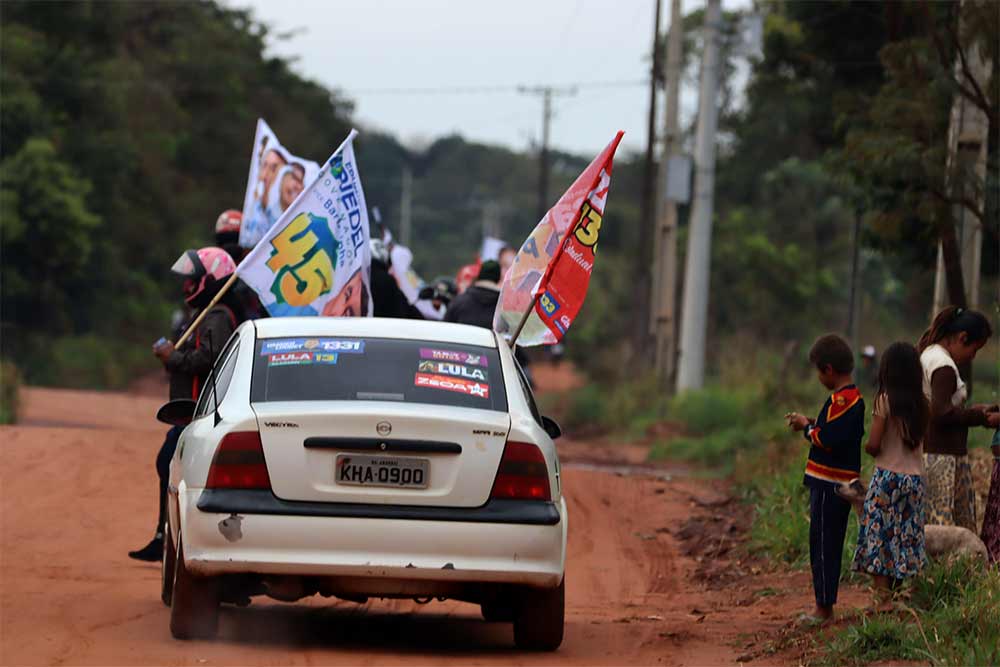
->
1;386;831;666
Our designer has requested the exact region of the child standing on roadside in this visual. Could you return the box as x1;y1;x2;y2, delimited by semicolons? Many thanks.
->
917;306;998;530
786;334;865;624
852;342;929;609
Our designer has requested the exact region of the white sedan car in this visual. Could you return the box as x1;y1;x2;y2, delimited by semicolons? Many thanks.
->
159;317;567;650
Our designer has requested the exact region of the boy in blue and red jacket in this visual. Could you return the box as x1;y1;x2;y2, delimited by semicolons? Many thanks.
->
785;334;864;623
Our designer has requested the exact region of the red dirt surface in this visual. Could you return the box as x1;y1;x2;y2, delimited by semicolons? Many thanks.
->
1;386;862;666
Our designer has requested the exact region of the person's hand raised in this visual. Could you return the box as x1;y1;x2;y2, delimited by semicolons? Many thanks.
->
785;412;812;432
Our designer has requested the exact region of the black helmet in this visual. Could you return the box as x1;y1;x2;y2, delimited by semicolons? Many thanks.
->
418;276;459;305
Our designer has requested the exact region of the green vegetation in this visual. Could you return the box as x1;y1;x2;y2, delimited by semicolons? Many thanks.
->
822;557;1000;667
0;360;21;424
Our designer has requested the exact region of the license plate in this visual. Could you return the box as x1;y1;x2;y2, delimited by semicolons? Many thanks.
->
335;454;429;489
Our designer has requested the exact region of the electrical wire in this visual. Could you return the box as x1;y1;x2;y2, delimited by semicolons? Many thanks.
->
347;79;648;96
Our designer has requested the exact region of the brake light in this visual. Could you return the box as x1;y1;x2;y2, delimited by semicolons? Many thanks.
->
206;431;271;490
490;441;551;501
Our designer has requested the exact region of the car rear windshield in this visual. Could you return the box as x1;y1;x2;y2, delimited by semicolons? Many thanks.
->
251;336;507;412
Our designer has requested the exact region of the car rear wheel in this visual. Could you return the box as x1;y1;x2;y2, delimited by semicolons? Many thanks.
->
513;577;564;651
169;535;220;639
161;522;176;607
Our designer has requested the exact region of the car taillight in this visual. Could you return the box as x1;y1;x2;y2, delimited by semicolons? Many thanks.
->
206;431;271;490
490;441;551;501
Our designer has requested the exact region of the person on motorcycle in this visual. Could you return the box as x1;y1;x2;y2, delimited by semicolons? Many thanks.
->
128;247;245;562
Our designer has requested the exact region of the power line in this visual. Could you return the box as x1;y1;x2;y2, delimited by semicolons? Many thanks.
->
348;79;648;96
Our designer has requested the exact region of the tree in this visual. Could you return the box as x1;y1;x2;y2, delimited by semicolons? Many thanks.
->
1;138;101;334
840;1;998;308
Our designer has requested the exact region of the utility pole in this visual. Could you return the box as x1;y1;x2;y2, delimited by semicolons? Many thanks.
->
676;0;722;392
400;164;413;247
651;0;683;388
519;85;577;221
632;0;663;364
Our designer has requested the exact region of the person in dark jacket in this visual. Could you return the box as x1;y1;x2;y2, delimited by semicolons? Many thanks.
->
369;239;423;319
444;260;502;328
445;260;533;384
128;247;243;562
785;334;865;624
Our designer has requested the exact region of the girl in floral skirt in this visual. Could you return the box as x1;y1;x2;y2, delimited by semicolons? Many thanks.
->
853;342;930;609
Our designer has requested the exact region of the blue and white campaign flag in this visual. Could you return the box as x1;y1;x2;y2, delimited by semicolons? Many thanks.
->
236;129;373;318
239;118;321;249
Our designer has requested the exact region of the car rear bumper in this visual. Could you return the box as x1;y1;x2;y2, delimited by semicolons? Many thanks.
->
178;487;567;588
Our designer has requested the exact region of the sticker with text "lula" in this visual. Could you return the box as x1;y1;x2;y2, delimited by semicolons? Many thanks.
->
268;351;339;366
417;360;487;381
418;348;487;367
414;373;489;399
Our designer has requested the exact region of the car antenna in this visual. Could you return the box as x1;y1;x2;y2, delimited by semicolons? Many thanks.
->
207;330;222;427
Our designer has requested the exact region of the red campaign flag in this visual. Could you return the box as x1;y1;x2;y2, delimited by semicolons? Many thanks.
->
493;131;624;346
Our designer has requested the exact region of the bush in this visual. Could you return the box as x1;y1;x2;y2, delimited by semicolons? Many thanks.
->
0;360;21;424
23;335;154;390
562;383;608;432
668;386;752;435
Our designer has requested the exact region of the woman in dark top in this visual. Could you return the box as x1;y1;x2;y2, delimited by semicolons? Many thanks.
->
917;307;999;530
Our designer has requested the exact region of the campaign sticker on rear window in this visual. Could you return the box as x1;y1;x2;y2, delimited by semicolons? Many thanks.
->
419;348;488;367
261;338;364;355
269;351;313;366
268;351;339;366
414;373;490;399
417;360;487;381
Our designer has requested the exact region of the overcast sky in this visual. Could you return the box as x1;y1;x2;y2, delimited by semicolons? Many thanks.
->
229;0;745;157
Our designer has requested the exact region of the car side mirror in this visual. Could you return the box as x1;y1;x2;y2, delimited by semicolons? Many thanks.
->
157;398;196;427
541;415;562;440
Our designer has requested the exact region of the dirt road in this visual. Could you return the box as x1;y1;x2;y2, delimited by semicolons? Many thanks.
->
1;386;835;666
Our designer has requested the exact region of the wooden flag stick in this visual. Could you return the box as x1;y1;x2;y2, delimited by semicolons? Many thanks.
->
508;293;541;349
174;273;240;349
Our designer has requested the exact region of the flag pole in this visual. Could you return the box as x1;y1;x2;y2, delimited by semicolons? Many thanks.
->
508;293;540;349
174;273;240;349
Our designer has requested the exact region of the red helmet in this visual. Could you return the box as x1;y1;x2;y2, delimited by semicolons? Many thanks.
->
171;247;236;306
215;209;242;236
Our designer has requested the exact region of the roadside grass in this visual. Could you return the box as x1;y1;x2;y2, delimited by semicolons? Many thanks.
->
819;557;1000;667
0;360;21;424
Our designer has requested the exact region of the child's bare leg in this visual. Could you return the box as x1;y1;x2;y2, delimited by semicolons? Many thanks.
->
872;575;893;611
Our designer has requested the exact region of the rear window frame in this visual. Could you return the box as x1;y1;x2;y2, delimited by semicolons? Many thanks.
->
249;335;508;413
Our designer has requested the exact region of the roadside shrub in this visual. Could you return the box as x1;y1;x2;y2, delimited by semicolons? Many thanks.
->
650;423;770;472
668;386;751;434
24;335;154;390
0;360;21;424
563;383;607;432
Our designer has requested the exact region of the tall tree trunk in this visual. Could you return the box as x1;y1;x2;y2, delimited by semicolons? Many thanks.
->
938;203;968;309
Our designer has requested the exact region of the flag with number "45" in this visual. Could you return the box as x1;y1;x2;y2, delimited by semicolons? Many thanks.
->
236;129;373;318
493;131;624;346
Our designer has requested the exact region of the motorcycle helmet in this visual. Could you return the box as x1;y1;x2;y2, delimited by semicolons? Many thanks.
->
171;247;236;307
214;209;243;245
